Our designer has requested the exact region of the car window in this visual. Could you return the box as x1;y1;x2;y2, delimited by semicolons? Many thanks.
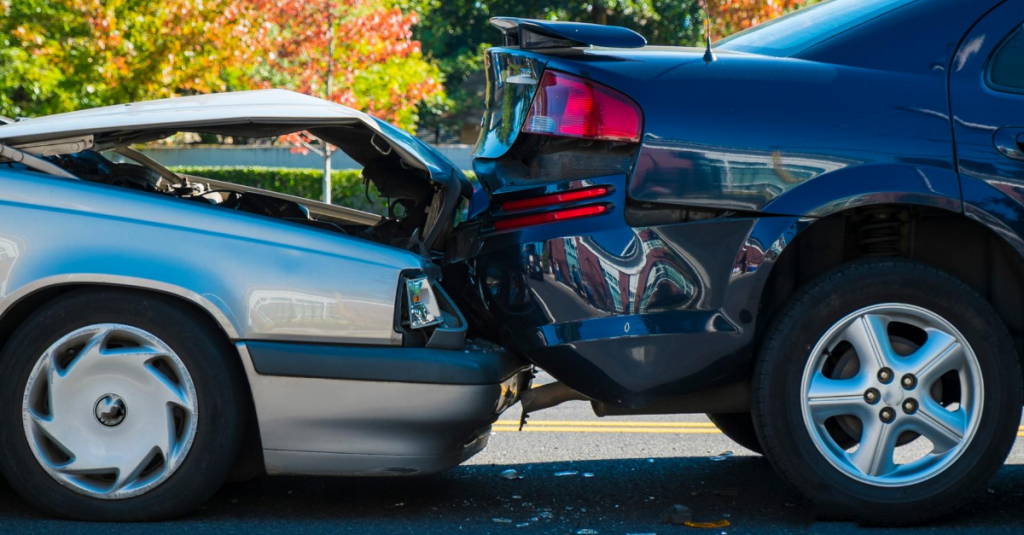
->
715;0;919;57
988;26;1024;94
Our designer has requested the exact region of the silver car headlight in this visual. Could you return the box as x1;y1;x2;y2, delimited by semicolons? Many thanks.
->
404;276;443;329
397;271;468;350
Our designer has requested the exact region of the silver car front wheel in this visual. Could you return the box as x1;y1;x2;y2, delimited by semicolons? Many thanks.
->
23;323;199;499
0;289;247;521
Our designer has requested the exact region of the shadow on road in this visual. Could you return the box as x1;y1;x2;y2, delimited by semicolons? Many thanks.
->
0;456;1022;533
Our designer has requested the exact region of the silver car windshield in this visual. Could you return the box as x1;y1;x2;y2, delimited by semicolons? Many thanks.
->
715;0;919;57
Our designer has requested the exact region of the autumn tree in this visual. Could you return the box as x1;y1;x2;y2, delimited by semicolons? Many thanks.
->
0;0;251;118
240;0;443;203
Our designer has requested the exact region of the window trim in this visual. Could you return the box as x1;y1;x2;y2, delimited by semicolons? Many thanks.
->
986;26;1024;96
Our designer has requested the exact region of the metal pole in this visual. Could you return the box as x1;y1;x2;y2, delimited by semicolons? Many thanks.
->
323;146;332;205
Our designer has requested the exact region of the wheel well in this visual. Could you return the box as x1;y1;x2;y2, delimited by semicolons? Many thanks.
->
759;205;1024;360
0;284;266;479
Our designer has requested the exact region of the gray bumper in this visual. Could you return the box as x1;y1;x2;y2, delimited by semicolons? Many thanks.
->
236;341;530;476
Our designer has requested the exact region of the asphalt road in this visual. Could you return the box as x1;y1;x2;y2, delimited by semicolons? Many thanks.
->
2;374;1024;534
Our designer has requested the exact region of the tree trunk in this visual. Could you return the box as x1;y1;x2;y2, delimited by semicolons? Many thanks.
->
593;0;607;25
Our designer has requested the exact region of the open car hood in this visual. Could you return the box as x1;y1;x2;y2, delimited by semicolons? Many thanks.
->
0;90;472;253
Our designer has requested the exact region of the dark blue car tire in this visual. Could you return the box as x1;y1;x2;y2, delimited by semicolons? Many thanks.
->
707;413;763;454
752;259;1022;525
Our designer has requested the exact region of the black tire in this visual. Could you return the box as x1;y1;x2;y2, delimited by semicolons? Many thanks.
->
0;288;248;521
707;413;763;454
752;259;1023;525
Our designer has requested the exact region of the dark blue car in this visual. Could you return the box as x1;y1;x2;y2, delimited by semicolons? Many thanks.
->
448;0;1024;524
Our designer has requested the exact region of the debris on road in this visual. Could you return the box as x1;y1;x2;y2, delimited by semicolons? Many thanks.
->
576;529;599;534
582;472;595;478
554;470;579;477
708;451;734;461
501;469;522;480
492;517;512;523
662;504;693;525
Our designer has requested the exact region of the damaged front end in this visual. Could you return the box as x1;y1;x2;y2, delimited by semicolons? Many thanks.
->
0;90;472;260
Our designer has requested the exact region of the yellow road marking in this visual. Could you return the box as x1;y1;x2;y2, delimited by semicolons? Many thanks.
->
492;426;723;434
490;421;1024;435
495;420;717;428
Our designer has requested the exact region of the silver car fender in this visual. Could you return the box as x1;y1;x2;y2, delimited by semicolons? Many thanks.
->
0;169;427;346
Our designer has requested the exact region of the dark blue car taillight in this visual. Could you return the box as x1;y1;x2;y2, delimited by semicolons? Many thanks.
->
522;70;643;143
492;186;613;231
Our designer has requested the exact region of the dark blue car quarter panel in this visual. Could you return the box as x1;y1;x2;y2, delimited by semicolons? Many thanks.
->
951;2;1024;261
527;1;1005;219
538;50;960;215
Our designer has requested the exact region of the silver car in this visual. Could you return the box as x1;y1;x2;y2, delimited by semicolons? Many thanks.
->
0;90;530;521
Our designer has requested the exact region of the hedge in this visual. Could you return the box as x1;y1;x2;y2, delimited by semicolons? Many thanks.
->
170;166;382;213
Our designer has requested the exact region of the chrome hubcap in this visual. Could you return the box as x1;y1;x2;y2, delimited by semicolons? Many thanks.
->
22;324;198;499
800;304;983;487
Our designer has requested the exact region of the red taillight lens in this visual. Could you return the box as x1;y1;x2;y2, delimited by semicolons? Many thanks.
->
501;187;610;212
522;71;642;143
493;205;608;231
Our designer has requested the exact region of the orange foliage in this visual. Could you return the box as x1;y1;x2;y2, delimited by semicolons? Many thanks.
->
241;0;444;130
710;0;808;35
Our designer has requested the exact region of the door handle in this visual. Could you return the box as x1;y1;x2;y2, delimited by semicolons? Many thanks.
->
994;128;1024;161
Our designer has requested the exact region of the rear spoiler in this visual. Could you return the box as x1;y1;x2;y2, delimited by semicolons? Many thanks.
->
489;17;646;49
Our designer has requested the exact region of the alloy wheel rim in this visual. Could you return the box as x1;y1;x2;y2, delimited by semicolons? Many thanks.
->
799;303;983;487
22;324;198;499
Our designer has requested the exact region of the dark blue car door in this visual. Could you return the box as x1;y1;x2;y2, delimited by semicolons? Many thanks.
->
951;2;1024;252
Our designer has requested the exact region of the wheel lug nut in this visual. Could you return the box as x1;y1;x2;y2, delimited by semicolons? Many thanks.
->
901;374;917;390
877;368;894;384
864;388;880;405
903;398;918;415
879;407;896;423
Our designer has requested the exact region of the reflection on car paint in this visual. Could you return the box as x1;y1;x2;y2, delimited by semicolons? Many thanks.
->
246;288;394;339
474;51;546;158
0;234;23;297
631;136;855;212
537;229;701;316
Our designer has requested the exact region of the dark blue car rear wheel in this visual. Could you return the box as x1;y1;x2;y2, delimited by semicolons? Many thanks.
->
707;413;763;454
752;259;1022;525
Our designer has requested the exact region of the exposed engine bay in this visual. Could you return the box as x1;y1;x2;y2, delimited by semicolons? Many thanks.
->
41;146;441;252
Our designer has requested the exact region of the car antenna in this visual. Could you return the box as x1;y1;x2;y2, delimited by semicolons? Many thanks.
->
702;0;717;63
